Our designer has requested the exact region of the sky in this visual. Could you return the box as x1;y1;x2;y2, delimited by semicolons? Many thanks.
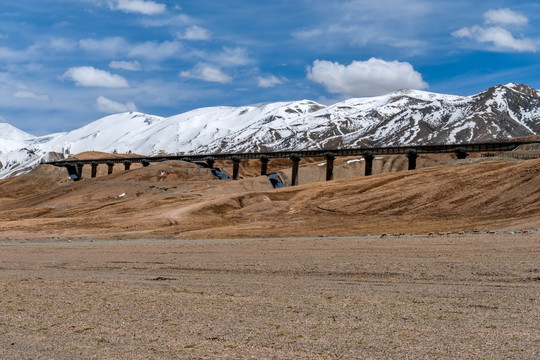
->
1;0;539;135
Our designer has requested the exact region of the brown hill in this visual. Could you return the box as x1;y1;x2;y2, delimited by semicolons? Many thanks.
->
0;154;538;240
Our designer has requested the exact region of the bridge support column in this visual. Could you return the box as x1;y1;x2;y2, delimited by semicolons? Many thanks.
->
107;161;114;175
91;161;98;178
363;153;374;176
406;151;418;170
290;154;300;186
232;157;241;180
124;160;131;171
76;162;84;180
142;159;150;167
455;149;469;159
260;156;269;176
324;152;335;181
206;157;215;168
65;164;78;180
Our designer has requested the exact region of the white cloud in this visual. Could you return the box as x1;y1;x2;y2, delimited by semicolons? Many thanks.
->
290;0;433;53
257;75;287;88
114;0;166;15
109;60;142;71
63;66;130;88
95;96;138;113
79;37;128;56
180;63;232;84
79;38;182;61
453;8;535;53
128;40;182;60
452;25;536;52
0;46;27;61
47;38;77;52
14;91;50;102
307;58;428;97
214;47;253;67
484;8;528;27
139;13;192;27
178;25;211;41
292;28;324;40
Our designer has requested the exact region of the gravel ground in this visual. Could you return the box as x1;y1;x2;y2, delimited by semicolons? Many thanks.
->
0;234;539;359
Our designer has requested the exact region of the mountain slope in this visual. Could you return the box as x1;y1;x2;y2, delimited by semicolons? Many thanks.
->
1;83;539;178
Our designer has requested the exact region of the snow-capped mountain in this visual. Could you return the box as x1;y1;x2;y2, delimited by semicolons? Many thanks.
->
1;83;539;179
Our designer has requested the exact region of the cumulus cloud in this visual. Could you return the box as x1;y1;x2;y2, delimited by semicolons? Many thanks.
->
109;60;142;71
178;25;211;41
484;8;528;27
307;58;428;97
14;90;50;102
180;63;232;84
453;8;535;52
63;66;130;88
257;75;287;88
95;96;138;113
113;0;166;15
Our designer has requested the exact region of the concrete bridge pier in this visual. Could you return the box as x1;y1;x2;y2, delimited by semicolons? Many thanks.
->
260;156;269;176
206;157;215;168
123;160;131;171
363;153;374;176
406;151;419;170
232;157;241;180
455;149;469;159
290;154;301;186
324;152;335;181
64;164;78;180
106;161;114;175
142;159;150;167
76;162;84;180
91;161;98;178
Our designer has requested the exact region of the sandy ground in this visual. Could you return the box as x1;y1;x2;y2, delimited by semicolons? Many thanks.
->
0;234;538;359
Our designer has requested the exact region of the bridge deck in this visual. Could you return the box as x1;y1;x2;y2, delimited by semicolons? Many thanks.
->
45;140;538;166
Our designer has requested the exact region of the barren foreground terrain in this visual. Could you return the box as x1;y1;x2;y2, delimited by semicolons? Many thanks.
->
0;153;539;358
0;235;539;359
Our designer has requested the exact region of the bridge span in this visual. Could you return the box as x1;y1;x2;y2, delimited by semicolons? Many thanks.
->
46;140;539;186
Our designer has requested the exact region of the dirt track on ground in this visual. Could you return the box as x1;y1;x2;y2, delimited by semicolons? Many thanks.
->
0;235;539;359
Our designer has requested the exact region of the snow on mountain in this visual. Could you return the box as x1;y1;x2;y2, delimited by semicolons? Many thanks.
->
0;123;34;151
1;83;539;179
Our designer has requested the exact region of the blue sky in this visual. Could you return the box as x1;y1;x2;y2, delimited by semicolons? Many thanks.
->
1;0;539;135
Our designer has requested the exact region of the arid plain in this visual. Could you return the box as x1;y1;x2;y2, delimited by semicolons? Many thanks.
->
0;152;539;358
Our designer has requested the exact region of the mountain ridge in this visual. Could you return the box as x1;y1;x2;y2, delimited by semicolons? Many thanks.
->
1;83;539;178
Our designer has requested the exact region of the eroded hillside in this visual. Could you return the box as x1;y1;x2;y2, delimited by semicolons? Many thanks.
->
0;152;538;239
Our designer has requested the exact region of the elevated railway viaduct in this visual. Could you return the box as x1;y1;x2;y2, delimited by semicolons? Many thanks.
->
46;140;539;186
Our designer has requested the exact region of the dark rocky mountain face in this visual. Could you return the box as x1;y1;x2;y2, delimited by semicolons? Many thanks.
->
197;83;540;153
